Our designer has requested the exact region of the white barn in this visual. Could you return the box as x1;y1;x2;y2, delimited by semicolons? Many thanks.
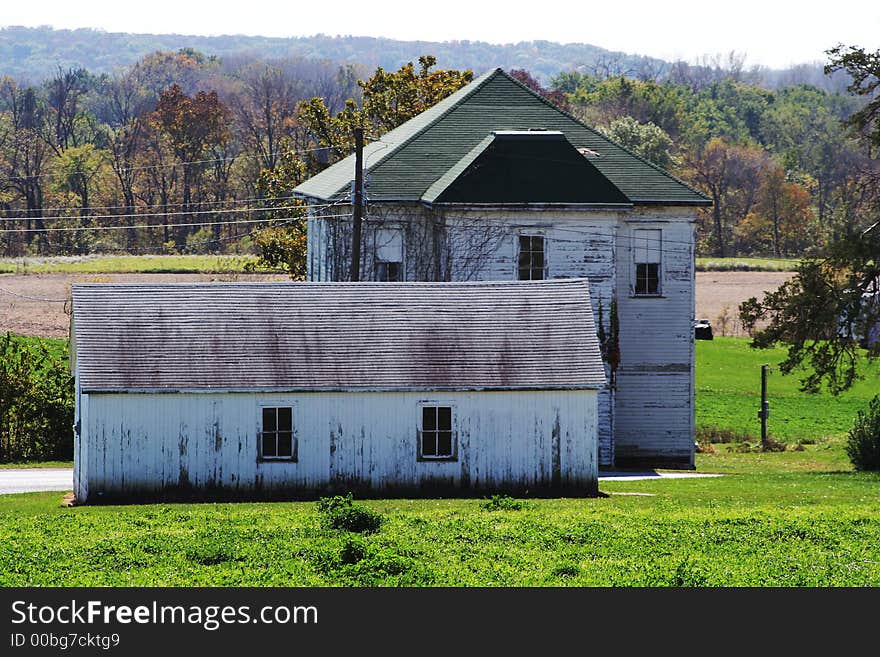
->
296;68;712;468
70;279;605;503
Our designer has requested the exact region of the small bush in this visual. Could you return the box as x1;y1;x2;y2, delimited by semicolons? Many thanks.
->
339;537;367;565
316;493;383;534
695;437;715;454
481;495;528;511
846;395;880;471
696;426;757;444
760;436;787;452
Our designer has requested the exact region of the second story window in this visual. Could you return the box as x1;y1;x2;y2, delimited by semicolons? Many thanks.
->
518;234;545;280
633;228;662;296
375;227;403;282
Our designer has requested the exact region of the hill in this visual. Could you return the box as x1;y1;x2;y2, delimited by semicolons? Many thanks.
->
0;24;825;87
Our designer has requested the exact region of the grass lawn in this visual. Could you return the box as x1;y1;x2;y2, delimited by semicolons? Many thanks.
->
0;254;262;274
1;463;877;586
695;256;799;272
1;336;878;587
696;337;879;444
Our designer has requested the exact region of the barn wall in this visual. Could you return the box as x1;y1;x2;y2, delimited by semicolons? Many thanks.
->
309;204;698;468
78;389;597;502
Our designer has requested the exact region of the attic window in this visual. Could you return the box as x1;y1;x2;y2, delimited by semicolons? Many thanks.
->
578;147;601;158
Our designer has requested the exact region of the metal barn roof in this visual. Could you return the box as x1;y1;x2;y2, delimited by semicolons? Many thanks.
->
294;68;710;206
71;279;606;392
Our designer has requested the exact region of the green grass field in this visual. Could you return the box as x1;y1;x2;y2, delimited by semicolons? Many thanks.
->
1;468;877;586
0;254;261;274
1;336;878;586
696;337;879;445
695;256;799;272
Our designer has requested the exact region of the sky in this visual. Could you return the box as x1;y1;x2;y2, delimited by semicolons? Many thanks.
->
4;0;880;69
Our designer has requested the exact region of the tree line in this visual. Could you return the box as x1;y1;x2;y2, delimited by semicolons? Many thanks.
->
0;46;877;262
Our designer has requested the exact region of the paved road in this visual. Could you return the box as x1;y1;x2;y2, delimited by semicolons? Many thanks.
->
0;468;73;494
0;468;720;495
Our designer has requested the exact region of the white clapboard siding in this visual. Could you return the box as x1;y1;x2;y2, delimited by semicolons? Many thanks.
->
309;205;698;468
77;390;597;502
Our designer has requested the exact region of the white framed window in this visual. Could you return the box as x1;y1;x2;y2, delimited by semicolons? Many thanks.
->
517;233;546;280
375;227;403;282
633;228;662;296
417;403;456;461
258;404;297;461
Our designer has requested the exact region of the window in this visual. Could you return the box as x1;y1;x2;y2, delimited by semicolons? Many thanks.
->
418;405;455;460
259;406;296;461
633;229;662;296
376;261;401;282
375;227;403;282
518;234;545;280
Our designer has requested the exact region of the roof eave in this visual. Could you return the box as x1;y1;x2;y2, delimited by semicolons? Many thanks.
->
81;383;606;394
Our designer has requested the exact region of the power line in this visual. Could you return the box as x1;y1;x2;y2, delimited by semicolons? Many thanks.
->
8;195;339;216
0;203;344;224
0;145;332;184
0;211;351;233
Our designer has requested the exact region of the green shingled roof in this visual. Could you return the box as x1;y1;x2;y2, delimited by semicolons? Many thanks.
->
294;68;711;206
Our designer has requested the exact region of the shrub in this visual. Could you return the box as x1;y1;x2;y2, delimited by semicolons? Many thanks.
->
846;395;880;471
0;334;74;462
316;493;383;534
481;494;527;511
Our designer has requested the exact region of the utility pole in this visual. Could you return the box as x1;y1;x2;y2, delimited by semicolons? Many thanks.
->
759;364;769;446
350;127;364;282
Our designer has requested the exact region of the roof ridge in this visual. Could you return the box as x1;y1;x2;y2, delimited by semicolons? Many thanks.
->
365;68;503;180
497;69;710;203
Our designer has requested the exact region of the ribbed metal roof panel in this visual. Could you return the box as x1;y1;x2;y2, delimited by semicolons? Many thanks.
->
72;280;606;392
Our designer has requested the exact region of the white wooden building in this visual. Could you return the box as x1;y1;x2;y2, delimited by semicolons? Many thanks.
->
296;68;712;468
70;279;605;503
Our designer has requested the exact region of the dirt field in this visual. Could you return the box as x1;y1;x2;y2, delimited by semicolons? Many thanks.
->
0;273;288;338
695;271;793;337
1;271;792;339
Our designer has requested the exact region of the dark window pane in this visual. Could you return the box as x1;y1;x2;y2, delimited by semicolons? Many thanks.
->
519;235;531;250
437;406;452;431
263;407;276;433
422;406;436;431
532;251;544;268
278;432;293;457
518;251;531;267
532;236;543;250
277;407;292;432
262;432;277;458
518;267;531;280
635;263;660;295
437;431;453;457
421;431;437;457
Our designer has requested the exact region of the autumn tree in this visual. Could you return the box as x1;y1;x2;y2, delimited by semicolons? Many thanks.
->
149;84;231;247
679;137;768;256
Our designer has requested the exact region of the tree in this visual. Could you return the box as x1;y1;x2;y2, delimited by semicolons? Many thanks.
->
679;137;768;256
298;55;472;165
738;45;880;394
826;45;880;156
149;84;231;247
736;163;814;256
508;69;570;111
740;229;880;393
598;116;675;169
